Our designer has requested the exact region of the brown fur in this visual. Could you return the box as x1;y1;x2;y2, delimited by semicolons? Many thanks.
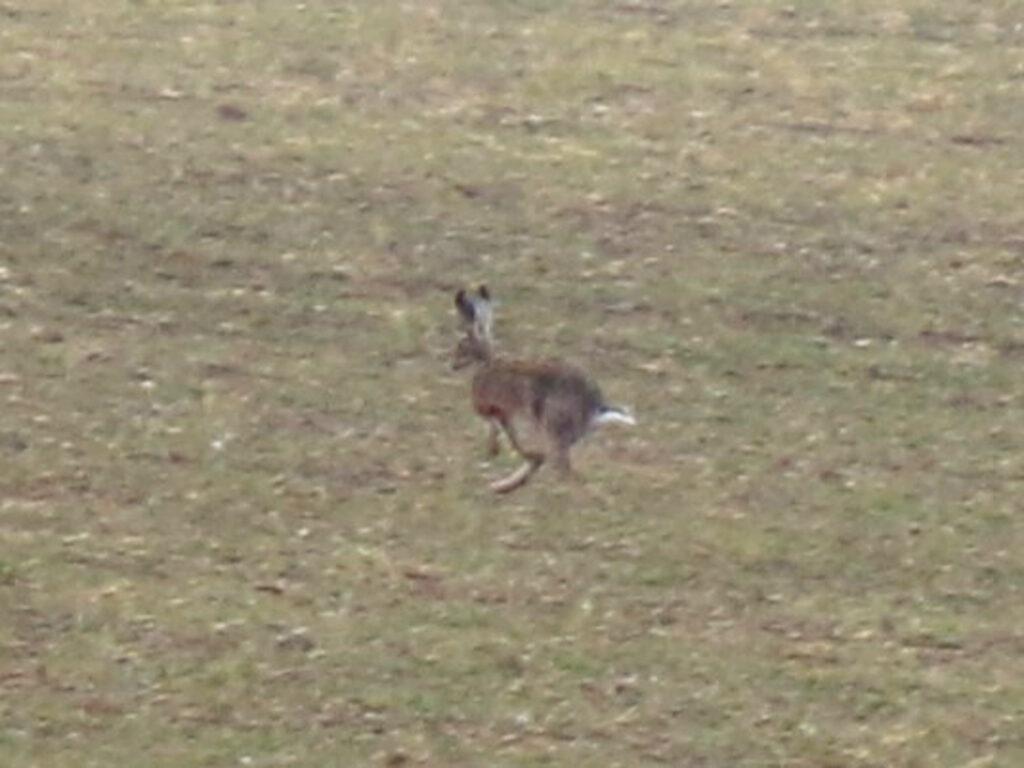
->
452;286;630;493
473;360;604;449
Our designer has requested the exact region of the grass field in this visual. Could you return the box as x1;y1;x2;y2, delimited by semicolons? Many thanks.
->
2;1;1024;766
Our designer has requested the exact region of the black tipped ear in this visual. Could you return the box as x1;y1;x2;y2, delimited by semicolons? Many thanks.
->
478;284;490;301
455;289;475;321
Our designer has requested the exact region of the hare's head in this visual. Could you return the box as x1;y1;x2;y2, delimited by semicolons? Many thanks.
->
452;285;493;370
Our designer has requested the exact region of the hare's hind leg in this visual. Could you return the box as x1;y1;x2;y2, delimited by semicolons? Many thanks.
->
552;443;573;478
550;433;586;486
491;460;542;494
491;419;544;494
544;409;584;482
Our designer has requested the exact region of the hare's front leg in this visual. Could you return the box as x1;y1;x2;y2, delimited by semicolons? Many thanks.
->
485;418;502;457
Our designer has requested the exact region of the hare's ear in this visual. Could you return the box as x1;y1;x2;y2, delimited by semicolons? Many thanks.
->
455;289;475;322
474;285;493;339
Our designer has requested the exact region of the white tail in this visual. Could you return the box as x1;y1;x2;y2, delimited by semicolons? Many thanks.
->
594;407;636;427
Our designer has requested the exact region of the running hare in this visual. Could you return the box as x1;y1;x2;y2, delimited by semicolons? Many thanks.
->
452;285;635;493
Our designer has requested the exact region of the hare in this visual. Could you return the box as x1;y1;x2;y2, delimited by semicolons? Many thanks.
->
452;285;635;493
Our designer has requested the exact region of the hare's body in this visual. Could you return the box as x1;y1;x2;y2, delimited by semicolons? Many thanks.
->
472;358;604;449
453;286;634;493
